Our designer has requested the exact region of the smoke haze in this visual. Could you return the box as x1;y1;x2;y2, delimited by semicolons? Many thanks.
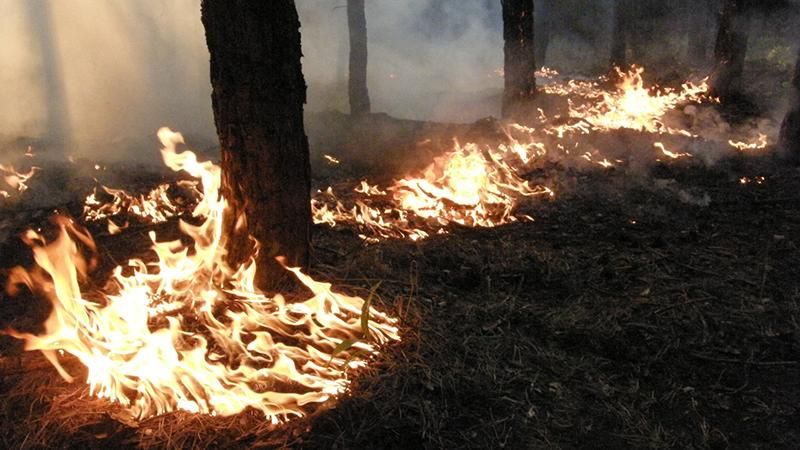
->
0;0;797;160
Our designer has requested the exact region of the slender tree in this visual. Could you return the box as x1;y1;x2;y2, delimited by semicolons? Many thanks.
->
534;0;551;67
709;0;751;100
610;0;628;69
686;0;715;63
348;0;371;115
26;0;72;152
201;0;311;291
502;0;537;120
780;48;800;161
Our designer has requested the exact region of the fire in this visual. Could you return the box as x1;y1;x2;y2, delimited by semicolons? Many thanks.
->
0;163;39;199
323;154;341;165
565;66;710;135
312;141;552;242
83;181;200;234
354;180;387;196
739;176;765;185
535;66;559;79
654;142;693;160
3;128;399;422
392;142;551;226
729;133;769;151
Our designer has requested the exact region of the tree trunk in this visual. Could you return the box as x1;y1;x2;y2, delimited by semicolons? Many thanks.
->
709;0;751;100
534;0;550;67
780;48;800;161
627;1;658;64
26;0;72;152
502;0;537;120
348;0;371;116
201;0;311;291
610;0;628;69
686;0;714;63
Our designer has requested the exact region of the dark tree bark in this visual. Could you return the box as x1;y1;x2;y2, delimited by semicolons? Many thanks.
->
502;0;537;120
348;0;371;116
686;0;715;63
534;0;550;67
780;48;800;161
610;0;628;69
709;0;751;100
201;0;311;291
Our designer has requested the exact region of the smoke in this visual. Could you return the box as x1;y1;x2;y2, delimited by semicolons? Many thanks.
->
0;0;213;159
298;0;507;122
0;0;797;161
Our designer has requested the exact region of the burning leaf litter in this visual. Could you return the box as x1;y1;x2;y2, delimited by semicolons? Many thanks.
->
310;66;772;241
729;132;769;151
0;148;40;199
0;66;786;428
3;128;400;423
83;181;200;234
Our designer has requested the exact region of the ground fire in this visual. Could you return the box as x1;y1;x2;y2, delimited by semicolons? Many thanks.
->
1;0;799;448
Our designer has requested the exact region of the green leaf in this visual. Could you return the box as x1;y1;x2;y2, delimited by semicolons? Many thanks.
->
361;281;382;340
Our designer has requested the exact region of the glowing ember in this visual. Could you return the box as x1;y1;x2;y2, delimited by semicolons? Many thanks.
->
739;176;766;185
3;128;399;422
323;154;341;165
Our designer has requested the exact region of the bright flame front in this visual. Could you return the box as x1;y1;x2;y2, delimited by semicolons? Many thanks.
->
312;141;553;242
3;128;399;422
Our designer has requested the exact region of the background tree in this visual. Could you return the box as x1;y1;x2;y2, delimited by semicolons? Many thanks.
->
534;0;551;67
780;47;800;161
502;0;537;120
348;0;371;116
610;0;629;69
201;0;311;291
709;0;751;100
26;0;72;152
685;0;716;63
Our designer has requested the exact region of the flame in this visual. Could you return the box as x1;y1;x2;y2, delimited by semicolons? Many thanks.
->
4;128;399;422
565;66;710;135
354;180;387;196
654;142;693;160
0;163;39;199
312;141;552;242
728;133;769;151
83;181;200;233
739;176;765;185
323;154;341;165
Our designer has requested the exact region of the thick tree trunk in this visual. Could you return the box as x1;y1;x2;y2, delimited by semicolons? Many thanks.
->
502;0;537;120
201;0;311;291
348;0;371;116
610;0;628;69
709;0;751;100
534;0;550;67
780;48;800;161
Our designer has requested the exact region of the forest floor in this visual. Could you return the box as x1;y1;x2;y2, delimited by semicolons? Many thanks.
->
1;69;800;449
